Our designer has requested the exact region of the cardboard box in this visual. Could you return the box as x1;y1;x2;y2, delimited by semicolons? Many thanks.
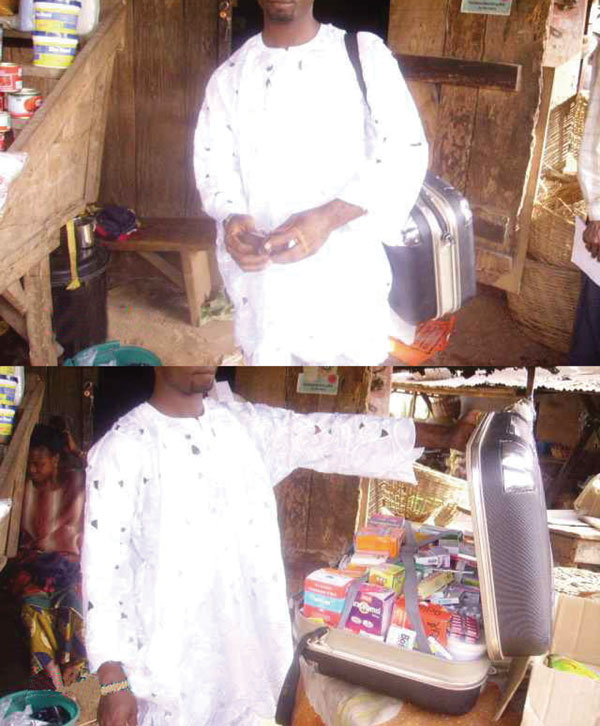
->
303;568;362;627
521;595;600;726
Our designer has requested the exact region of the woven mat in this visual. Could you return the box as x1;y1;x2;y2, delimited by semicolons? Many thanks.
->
553;566;600;597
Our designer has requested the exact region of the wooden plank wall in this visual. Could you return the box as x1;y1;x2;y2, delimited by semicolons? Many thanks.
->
30;367;98;451
389;0;553;293
235;367;372;563
100;0;219;217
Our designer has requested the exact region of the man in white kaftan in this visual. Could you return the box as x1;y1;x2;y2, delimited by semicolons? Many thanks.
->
194;0;428;365
82;368;422;726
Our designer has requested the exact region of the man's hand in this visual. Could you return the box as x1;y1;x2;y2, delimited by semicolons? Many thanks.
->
265;200;365;264
224;214;270;272
584;221;600;260
98;690;138;726
264;206;335;264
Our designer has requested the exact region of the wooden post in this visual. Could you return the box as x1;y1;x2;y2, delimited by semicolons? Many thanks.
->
0;297;27;340
181;250;211;327
84;55;117;202
24;256;58;366
0;376;45;558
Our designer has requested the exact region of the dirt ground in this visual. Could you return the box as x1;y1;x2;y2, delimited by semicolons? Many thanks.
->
0;251;568;365
105;252;566;366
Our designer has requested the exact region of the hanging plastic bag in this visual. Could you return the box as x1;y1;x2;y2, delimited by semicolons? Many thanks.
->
0;152;28;219
76;0;99;35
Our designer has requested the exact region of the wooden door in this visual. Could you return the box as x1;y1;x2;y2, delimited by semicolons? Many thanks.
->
389;0;555;293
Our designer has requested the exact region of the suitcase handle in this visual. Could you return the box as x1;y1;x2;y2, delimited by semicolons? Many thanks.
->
275;626;329;726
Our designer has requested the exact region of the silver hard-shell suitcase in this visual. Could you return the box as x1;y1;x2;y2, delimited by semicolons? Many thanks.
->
344;33;477;325
385;173;477;325
277;401;553;720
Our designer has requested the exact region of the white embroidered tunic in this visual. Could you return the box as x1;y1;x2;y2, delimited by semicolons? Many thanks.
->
580;45;600;222
194;25;428;364
82;400;421;726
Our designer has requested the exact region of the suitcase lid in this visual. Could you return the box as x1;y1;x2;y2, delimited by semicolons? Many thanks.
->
466;400;554;661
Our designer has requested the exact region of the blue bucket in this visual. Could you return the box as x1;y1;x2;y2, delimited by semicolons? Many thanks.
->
63;341;162;366
0;689;80;725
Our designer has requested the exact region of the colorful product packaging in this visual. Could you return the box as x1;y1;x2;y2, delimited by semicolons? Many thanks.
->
387;597;453;647
448;613;481;644
415;545;451;569
368;563;406;593
431;582;481;609
368;513;405;529
354;525;405;558
303;568;363;627
345;584;396;639
418;570;455;599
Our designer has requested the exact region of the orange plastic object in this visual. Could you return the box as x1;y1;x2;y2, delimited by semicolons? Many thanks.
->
390;317;456;365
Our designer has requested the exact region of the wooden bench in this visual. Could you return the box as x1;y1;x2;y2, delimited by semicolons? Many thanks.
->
103;216;218;327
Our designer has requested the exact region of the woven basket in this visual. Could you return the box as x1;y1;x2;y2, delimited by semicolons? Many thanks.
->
543;94;588;174
529;182;586;268
366;463;469;525
507;257;581;353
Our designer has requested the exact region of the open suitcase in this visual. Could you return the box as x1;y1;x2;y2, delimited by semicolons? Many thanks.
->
277;401;554;721
385;172;477;325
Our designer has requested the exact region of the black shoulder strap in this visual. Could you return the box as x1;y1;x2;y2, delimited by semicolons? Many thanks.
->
344;32;371;114
275;626;329;726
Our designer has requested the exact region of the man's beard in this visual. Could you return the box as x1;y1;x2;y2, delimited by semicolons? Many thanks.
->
265;10;295;22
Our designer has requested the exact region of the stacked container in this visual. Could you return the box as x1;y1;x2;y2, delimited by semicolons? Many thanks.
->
33;0;80;69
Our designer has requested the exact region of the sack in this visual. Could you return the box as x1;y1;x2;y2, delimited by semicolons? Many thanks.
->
94;205;139;241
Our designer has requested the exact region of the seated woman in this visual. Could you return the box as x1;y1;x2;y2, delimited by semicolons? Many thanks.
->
7;422;88;690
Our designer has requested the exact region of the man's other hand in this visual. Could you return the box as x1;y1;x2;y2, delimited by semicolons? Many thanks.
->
265;206;334;264
98;689;138;726
224;214;270;272
584;221;600;260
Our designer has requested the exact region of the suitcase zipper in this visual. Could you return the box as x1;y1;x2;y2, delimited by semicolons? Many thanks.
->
420;184;462;316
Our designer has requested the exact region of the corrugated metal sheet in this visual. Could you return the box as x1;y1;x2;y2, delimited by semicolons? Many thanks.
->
392;367;600;393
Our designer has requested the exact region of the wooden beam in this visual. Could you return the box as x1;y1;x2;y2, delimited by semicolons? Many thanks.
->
473;209;511;248
0;297;28;340
139;251;184;289
391;382;522;398
3;281;27;315
181;250;211;327
84;55;116;202
24;255;58;366
0;375;45;558
396;54;522;92
495;66;556;293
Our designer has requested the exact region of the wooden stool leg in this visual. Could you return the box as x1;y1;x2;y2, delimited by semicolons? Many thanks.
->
24;257;58;365
181;250;211;327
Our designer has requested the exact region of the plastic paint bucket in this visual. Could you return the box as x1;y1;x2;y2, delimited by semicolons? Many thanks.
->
33;31;78;69
34;0;81;33
0;375;17;406
0;404;15;443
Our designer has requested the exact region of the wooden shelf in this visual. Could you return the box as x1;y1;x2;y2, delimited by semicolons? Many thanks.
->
2;28;32;40
21;64;66;80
